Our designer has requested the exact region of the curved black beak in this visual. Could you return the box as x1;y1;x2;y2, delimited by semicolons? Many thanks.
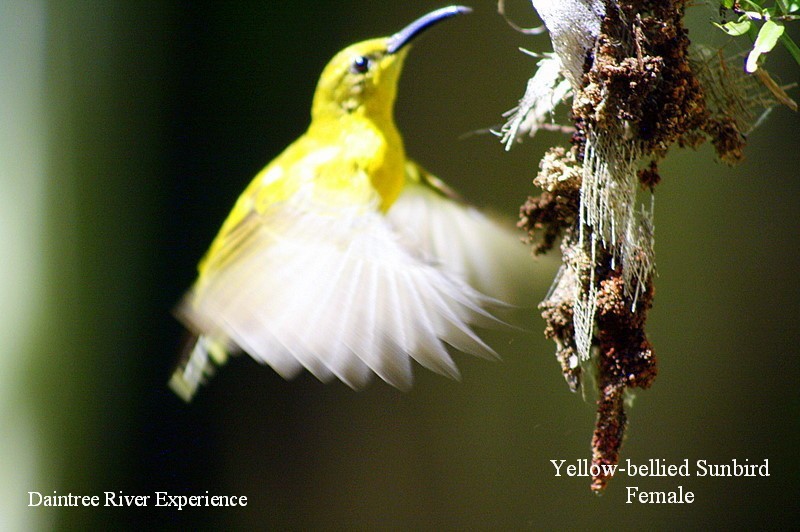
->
386;5;472;54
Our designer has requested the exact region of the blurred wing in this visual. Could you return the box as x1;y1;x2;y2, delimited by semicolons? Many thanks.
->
387;161;540;305
178;189;500;392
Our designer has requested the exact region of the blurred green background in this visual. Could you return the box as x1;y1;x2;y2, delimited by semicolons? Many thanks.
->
2;0;798;529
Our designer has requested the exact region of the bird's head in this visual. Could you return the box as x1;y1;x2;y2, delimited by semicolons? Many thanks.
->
311;6;471;121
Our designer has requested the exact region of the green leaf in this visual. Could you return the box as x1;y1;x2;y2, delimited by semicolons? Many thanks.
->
721;0;734;8
776;0;800;14
714;19;752;36
740;0;765;11
779;32;800;67
739;0;763;12
746;20;786;72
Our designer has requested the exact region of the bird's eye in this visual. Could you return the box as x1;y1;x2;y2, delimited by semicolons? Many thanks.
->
351;55;371;74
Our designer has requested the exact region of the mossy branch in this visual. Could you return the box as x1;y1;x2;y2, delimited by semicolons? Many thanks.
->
503;0;793;492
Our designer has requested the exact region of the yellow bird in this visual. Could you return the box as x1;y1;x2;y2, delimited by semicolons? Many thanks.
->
171;6;533;401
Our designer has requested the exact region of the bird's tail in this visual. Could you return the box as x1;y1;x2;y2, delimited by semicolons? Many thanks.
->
169;335;229;402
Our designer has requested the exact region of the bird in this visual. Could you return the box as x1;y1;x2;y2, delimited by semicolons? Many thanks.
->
170;5;535;402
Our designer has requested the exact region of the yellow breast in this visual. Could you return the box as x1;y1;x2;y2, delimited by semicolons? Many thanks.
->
196;112;406;281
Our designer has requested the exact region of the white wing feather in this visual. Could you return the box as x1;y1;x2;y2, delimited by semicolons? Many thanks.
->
180;194;500;391
386;166;539;305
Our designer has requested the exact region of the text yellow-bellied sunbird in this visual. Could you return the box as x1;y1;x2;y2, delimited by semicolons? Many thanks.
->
170;5;535;401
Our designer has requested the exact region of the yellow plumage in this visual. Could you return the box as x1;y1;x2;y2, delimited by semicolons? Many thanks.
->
170;6;534;401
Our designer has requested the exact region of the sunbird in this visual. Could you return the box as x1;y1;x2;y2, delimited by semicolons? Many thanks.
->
171;5;533;401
